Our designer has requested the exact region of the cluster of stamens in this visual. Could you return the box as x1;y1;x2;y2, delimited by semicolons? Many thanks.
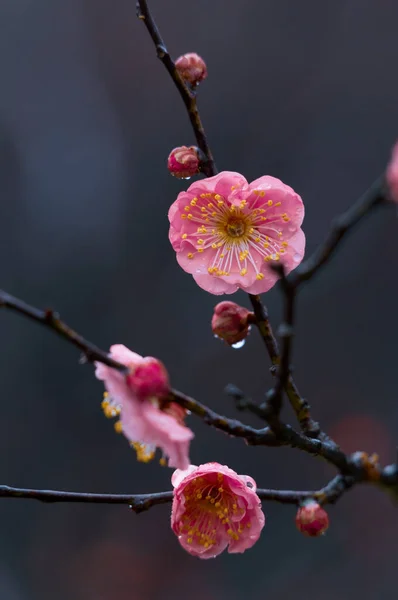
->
101;393;156;463
178;473;251;549
180;187;290;279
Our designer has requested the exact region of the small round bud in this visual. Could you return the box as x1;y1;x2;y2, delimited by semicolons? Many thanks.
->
127;357;170;401
212;301;252;346
295;500;329;537
167;146;200;179
175;52;207;86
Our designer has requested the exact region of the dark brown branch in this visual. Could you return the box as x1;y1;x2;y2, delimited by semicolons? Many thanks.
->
0;485;172;513
291;176;386;286
0;478;351;509
265;264;295;418
248;294;319;436
136;0;216;177
0;472;379;509
169;389;277;445
0;290;128;373
224;383;267;420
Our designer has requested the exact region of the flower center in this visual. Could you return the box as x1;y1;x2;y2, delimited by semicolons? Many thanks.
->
226;217;246;238
178;474;249;549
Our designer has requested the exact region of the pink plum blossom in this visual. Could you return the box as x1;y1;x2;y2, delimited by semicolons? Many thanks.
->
171;462;265;558
95;345;193;470
168;171;305;295
386;142;398;203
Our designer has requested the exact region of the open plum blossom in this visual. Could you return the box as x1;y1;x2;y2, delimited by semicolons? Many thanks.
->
95;345;193;470
171;462;265;558
168;171;305;295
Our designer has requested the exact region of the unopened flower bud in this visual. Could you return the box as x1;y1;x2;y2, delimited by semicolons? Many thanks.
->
212;301;252;346
167;146;200;179
127;357;170;401
295;500;329;537
175;53;207;86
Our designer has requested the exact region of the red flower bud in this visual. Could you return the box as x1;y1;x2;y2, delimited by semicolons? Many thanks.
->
167;146;200;179
175;53;207;86
211;301;252;347
295;500;329;537
127;357;170;401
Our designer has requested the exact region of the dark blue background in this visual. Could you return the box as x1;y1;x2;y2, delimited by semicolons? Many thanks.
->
0;1;397;598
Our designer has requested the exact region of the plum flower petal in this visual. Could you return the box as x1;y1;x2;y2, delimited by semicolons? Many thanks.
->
95;345;193;470
386;141;398;203
171;462;265;558
168;171;305;295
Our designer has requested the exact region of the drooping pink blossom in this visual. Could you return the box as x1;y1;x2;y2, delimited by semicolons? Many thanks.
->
168;171;305;295
386;142;398;203
95;345;193;470
211;301;252;346
295;500;329;537
168;146;200;179
171;462;265;558
175;53;207;86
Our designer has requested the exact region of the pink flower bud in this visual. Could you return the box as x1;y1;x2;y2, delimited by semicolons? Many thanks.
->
212;301;252;346
167;146;200;179
175;53;207;86
386;141;398;203
127;357;170;401
295;500;329;537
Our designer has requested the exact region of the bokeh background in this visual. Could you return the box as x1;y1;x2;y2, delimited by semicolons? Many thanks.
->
1;0;398;598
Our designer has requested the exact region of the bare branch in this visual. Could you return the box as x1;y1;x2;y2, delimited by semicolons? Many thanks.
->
136;0;216;177
0;290;127;373
291;176;386;286
0;485;172;514
0;475;354;509
248;294;319;435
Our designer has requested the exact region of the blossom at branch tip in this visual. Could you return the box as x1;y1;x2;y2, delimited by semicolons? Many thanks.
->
168;171;305;295
95;345;193;470
295;499;329;537
171;462;265;558
386;142;398;203
167;146;200;179
212;301;252;346
175;52;207;86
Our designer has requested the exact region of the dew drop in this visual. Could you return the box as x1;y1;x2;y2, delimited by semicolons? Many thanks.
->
293;252;302;262
231;339;245;349
181;176;192;180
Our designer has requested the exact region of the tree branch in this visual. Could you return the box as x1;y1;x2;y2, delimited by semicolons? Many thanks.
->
0;472;383;509
0;290;128;373
248;294;319;436
0;486;172;513
291;176;386;286
136;0;216;177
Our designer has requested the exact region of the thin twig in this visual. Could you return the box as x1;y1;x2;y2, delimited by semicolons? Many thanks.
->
136;0;216;176
0;473;380;509
0;290;127;373
291;176;386;286
265;264;295;418
248;294;319;435
0;486;172;513
224;384;266;420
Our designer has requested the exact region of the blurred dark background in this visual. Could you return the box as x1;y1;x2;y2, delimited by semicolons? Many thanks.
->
1;0;398;598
